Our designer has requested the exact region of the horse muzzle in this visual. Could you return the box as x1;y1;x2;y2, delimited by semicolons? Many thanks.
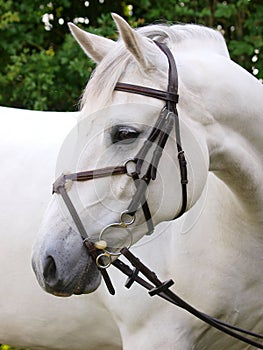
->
32;234;102;296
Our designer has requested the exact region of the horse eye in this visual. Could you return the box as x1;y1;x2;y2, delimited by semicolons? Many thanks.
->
111;125;140;144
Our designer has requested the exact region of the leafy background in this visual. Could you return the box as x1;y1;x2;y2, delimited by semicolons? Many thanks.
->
0;0;262;349
0;346;29;350
0;0;262;111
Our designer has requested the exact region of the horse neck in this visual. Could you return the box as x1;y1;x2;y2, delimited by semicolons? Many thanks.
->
192;55;263;220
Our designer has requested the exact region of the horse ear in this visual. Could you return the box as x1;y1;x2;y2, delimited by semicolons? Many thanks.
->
111;13;152;69
68;23;115;63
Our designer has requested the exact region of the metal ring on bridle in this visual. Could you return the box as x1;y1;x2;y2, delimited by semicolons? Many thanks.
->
95;252;112;269
123;158;137;177
99;222;133;257
120;210;136;226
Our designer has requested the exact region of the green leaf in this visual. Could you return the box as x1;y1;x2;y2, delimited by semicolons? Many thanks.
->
229;40;254;56
215;3;237;19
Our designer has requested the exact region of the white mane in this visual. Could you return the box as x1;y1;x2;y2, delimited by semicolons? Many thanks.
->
81;23;229;110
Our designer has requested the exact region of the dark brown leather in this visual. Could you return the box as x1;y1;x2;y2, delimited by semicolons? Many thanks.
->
115;82;179;103
84;240;115;295
65;166;127;182
112;247;263;349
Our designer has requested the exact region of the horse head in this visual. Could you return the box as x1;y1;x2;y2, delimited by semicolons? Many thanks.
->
32;14;231;297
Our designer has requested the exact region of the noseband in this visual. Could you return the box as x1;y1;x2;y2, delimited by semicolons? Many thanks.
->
52;42;263;348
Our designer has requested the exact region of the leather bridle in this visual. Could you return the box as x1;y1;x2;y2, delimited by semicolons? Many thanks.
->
52;42;263;348
53;41;187;261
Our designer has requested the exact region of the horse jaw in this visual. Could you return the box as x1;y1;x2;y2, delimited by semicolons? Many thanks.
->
68;22;115;63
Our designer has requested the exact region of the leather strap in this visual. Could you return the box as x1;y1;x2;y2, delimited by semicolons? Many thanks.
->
115;82;179;103
112;247;263;349
115;41;187;220
65;166;127;182
154;41;179;113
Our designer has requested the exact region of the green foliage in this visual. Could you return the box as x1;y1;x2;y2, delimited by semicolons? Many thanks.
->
129;0;263;80
0;0;262;111
0;346;29;350
0;1;117;111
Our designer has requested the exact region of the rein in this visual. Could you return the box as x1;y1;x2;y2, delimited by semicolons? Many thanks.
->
52;42;263;348
112;248;263;349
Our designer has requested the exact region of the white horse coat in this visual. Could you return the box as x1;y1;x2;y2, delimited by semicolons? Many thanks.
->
30;14;263;349
0;107;122;349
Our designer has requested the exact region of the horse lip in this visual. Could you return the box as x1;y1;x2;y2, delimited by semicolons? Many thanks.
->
52;291;72;297
72;256;100;295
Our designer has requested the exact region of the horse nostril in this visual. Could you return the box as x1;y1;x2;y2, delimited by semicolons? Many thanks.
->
42;255;71;295
43;256;57;281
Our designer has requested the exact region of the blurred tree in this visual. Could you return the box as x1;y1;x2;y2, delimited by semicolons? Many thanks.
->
129;0;263;79
0;0;119;110
0;0;262;111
